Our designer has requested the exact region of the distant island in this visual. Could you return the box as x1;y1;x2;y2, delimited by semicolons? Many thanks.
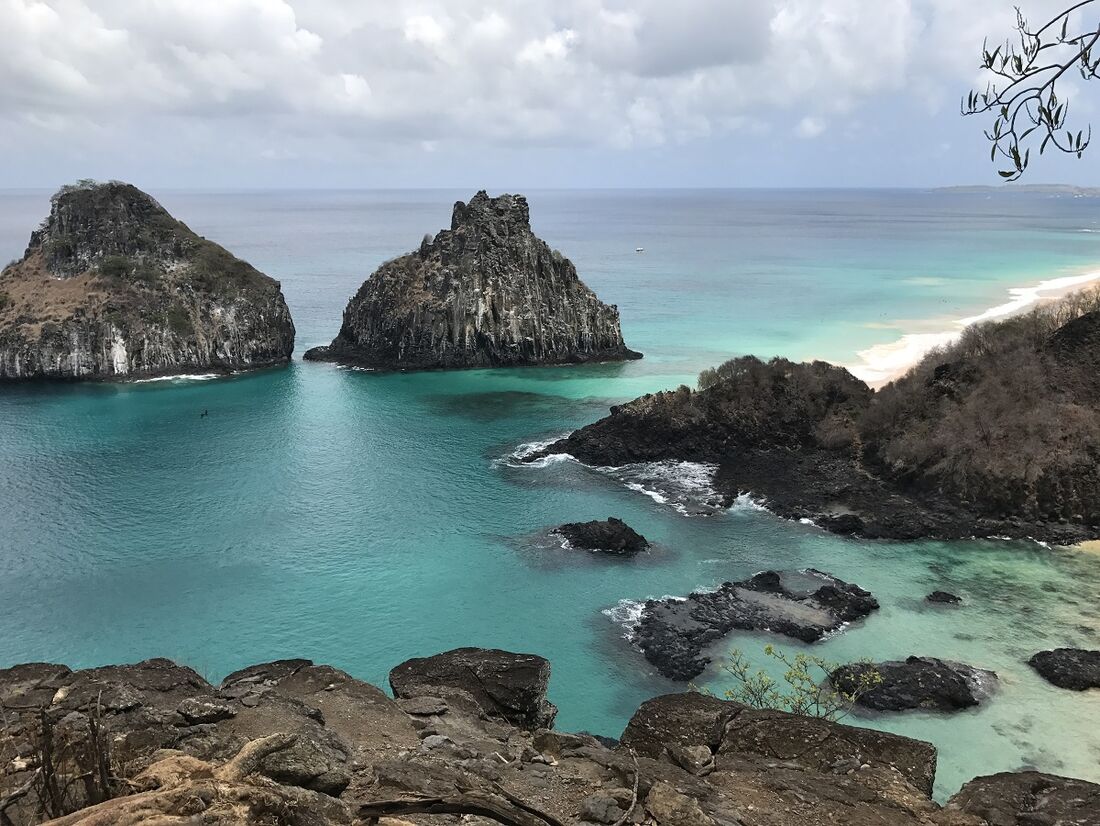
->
0;181;295;381
937;183;1100;196
305;190;641;370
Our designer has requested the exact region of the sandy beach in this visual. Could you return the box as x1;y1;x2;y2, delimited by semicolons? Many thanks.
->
846;269;1100;388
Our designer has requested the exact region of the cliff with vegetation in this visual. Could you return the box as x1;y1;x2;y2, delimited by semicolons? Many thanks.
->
2;650;1096;826
304;191;640;370
530;289;1100;543
0;181;295;381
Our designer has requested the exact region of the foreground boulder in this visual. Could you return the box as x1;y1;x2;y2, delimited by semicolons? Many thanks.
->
1029;647;1100;690
632;569;879;681
388;647;557;730
832;657;997;713
3;654;1098;826
554;517;649;555
945;771;1100;825
304;191;641;370
0;180;295;381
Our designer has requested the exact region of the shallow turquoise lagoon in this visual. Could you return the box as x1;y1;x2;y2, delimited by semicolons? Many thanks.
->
1;189;1098;799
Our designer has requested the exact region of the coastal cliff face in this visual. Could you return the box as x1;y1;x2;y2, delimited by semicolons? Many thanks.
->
304;191;640;369
3;650;1096;826
0;181;295;381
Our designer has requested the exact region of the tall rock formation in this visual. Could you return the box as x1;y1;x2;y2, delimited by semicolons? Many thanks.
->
0;180;295;381
304;191;640;369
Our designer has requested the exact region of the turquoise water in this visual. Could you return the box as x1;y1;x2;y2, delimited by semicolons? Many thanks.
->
1;189;1099;799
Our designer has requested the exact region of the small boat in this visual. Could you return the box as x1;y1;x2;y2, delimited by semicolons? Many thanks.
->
635;247;645;253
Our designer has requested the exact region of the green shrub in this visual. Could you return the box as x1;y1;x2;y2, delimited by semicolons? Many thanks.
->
698;645;881;722
0;291;11;311
97;256;132;280
166;306;192;335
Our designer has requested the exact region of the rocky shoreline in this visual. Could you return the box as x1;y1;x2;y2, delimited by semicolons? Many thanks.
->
2;650;1098;826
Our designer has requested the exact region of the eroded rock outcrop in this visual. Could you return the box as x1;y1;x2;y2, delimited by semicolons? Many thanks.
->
553;517;650;555
832;657;997;713
304;191;640;370
632;569;879;681
0;180;295;381
2;653;1098;826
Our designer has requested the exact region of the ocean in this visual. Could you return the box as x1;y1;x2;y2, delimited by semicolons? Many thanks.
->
1;188;1098;799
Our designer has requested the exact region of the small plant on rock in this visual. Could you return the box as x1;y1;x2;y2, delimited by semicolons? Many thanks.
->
699;645;881;722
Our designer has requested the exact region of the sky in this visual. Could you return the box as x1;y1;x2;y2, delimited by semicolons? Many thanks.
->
3;0;1100;189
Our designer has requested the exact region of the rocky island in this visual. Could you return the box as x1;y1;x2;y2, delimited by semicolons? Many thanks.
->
527;290;1100;544
304;191;640;370
2;650;1098;826
0;181;295;381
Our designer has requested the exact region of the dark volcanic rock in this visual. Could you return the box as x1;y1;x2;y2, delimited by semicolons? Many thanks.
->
0;180;295;381
1028;647;1100;690
554;517;649;555
927;591;962;604
526;353;1100;545
388;647;557;730
632;569;879;681
946;771;1100;825
304;191;640;370
621;692;939;797
832;657;996;713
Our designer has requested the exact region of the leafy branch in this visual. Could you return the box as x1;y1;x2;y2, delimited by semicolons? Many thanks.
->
698;645;881;723
963;1;1100;179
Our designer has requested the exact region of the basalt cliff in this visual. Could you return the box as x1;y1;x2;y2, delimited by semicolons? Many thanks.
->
3;650;1097;826
0;181;295;381
304;191;640;370
528;290;1100;544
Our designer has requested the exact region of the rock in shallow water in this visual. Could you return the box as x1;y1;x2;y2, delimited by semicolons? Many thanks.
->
927;591;963;604
632;569;879;681
553;517;649;555
832;656;997;713
0;180;295;381
1029;647;1100;690
304;190;641;370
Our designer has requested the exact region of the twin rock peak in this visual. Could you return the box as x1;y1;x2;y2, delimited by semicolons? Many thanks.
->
0;183;640;381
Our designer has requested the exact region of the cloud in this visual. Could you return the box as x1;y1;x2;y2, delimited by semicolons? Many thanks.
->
0;0;1078;179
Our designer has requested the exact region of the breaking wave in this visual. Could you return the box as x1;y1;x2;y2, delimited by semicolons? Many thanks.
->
596;460;723;516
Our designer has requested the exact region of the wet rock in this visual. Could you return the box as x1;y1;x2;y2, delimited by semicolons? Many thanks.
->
305;191;641;370
832;657;997;712
554;517;649;555
389;647;557;730
1028;648;1100;690
633;569;879;681
0;180;294;381
927;591;963;604
946;770;1100;825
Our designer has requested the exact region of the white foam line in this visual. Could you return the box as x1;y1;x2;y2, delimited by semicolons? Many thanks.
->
846;269;1100;387
131;373;221;383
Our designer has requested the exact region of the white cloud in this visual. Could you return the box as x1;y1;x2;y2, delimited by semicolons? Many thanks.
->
796;116;826;139
0;0;1077;165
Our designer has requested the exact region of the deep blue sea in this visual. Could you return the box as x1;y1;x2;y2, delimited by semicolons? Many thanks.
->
1;189;1099;799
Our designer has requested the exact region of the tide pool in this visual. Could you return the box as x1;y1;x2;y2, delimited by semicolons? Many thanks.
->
1;188;1098;799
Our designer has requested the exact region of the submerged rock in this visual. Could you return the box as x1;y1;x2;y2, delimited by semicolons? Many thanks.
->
1029;647;1100;690
0;180;295;381
553;517;649;555
304;191;640;370
632;569;879;681
927;591;963;604
832;657;997;713
388;647;557;730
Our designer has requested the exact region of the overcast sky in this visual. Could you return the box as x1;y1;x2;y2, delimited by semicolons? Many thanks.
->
3;0;1100;189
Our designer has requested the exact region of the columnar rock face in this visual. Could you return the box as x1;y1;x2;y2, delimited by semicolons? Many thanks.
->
304;191;641;369
0;180;295;381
